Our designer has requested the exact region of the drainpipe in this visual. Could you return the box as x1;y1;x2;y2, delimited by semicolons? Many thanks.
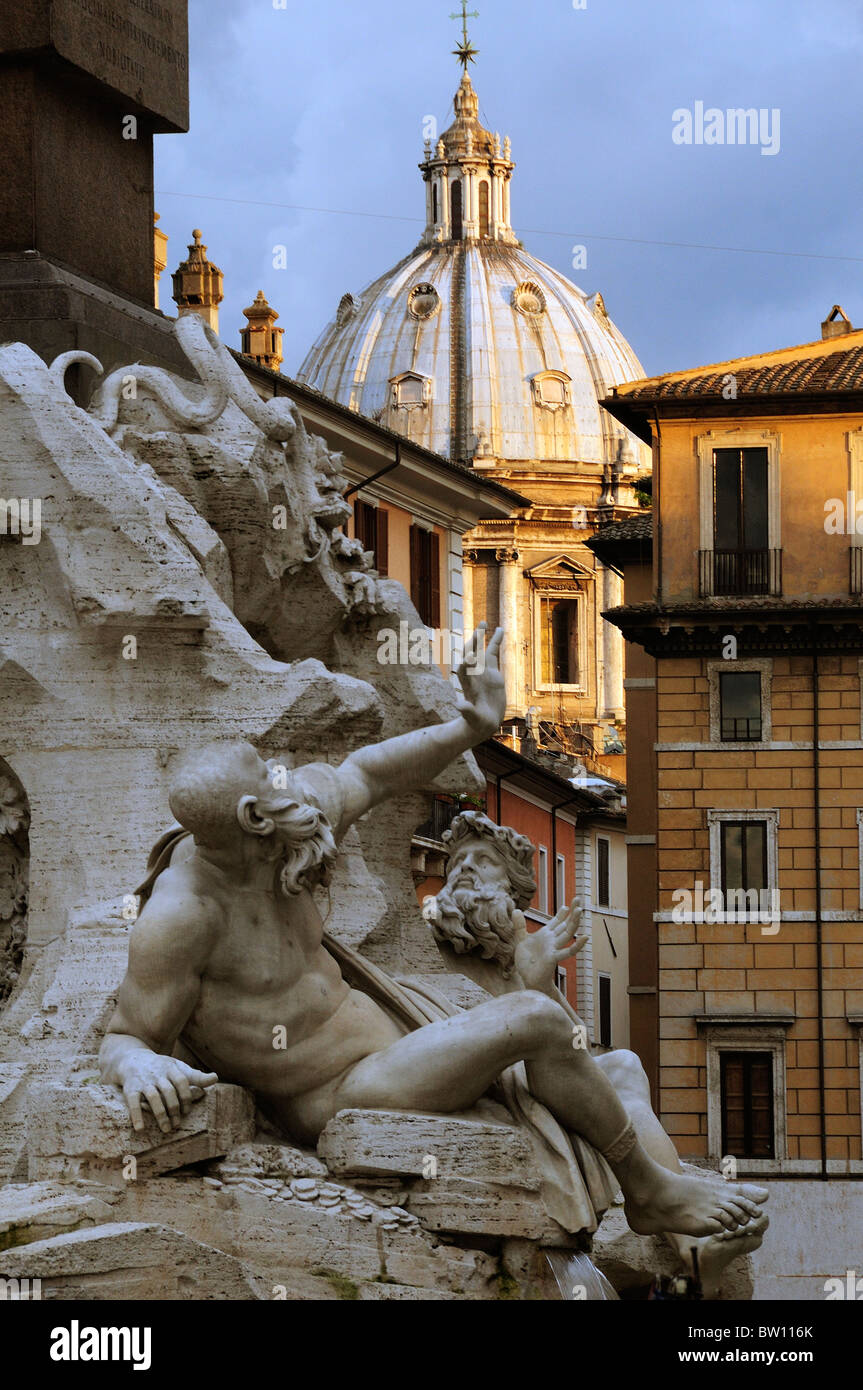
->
810;620;828;1180
495;768;521;824
343;442;402;499
652;408;662;603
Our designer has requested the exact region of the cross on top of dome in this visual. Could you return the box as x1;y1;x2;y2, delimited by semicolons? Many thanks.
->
450;2;480;72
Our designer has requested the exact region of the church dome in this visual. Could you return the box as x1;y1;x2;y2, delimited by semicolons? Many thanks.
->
298;73;650;473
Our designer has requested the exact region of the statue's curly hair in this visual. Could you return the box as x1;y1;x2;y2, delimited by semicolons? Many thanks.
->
443;811;537;910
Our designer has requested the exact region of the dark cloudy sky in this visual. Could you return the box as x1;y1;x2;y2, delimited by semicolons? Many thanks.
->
155;0;863;381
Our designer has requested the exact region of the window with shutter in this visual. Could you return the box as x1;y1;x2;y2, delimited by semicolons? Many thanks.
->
410;525;441;627
720;1052;775;1158
355;501;389;577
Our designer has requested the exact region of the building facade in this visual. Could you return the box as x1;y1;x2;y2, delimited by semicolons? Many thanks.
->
596;321;863;1181
414;741;629;1043
296;69;651;756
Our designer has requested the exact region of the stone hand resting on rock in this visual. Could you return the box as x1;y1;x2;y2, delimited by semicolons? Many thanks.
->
108;1041;219;1134
102;623;767;1255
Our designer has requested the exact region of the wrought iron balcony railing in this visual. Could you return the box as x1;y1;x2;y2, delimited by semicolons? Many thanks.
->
699;549;782;598
414;797;464;845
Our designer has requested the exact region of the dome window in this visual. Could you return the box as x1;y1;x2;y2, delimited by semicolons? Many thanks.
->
532;370;572;410
478;181;490;238
512;280;547;317
451;179;464;239
390;371;432;409
408;283;441;321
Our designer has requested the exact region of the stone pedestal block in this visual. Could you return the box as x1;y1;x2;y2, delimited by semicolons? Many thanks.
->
27;1083;255;1181
406;1177;554;1240
318;1108;541;1185
0;1222;264;1300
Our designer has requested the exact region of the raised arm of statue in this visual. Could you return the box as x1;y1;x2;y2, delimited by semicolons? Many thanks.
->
328;625;505;833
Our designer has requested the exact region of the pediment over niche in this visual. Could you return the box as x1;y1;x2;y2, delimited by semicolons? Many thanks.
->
525;554;593;588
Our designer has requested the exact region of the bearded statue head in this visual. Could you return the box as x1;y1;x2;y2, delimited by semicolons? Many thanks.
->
424;812;537;977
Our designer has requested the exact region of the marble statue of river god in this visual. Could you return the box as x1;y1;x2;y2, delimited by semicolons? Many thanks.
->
101;626;768;1245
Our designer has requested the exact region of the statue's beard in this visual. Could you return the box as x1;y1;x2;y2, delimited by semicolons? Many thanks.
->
431;879;519;976
258;798;338;897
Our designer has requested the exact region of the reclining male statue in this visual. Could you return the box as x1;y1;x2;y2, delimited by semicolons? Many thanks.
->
101;625;768;1266
424;810;768;1296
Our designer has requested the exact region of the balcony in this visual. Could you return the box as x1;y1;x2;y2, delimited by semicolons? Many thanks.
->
414;796;465;845
699;549;782;598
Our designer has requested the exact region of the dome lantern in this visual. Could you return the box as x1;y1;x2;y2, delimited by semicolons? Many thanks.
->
419;72;516;246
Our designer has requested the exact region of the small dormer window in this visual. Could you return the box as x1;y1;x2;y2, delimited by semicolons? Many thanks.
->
532;371;572;410
390;372;432;409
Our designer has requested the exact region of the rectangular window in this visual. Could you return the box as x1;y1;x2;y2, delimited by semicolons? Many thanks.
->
720;670;762;742
556;854;566;910
596;837;610;907
712;446;770;595
537;845;549;913
355;501;389;578
555;965;568;997
720;1052;775;1158
598;974;612;1049
713;447;769;552
720;821;767;893
540;598;579;685
409;525;440;628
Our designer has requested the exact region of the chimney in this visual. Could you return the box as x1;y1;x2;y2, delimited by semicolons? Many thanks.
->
172;229;224;334
240;290;284;373
822;305;853;340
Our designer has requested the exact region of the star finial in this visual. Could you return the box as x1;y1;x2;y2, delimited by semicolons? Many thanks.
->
450;2;480;71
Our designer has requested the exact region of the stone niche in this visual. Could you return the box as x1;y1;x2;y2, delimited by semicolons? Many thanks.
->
0;760;28;1011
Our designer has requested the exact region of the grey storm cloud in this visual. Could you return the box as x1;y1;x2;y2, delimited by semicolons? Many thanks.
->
154;0;863;381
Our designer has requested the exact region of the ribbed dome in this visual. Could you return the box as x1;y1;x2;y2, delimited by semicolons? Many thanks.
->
297;74;650;473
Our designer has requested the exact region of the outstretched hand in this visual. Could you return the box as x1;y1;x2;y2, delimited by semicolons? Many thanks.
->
455;624;506;737
515;897;589;993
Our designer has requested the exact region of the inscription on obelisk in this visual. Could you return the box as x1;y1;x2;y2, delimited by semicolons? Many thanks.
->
0;0;189;305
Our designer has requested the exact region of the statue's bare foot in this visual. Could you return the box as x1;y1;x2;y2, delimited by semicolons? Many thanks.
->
625;1168;768;1238
680;1210;769;1298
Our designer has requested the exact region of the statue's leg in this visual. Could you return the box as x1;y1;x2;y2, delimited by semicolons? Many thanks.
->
596;1050;686;1176
334;992;768;1239
596;1050;769;1293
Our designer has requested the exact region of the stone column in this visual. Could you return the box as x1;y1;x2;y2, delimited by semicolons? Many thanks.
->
462;549;476;635
504;178;512;227
493;175;504;236
441;173;450;239
602;567;624;717
496;548;521;719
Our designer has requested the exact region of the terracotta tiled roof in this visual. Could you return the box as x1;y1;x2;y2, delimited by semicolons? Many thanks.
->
613;343;863;404
594;514;653;542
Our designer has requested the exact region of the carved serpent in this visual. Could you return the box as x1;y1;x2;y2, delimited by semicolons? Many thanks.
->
50;315;302;442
